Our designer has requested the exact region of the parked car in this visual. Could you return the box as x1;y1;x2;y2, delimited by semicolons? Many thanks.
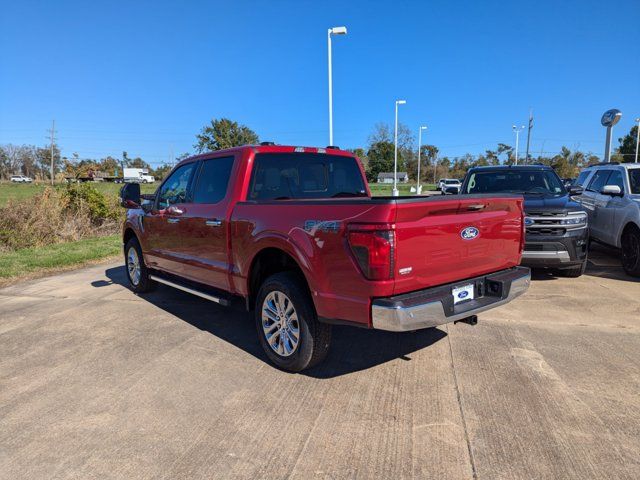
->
573;162;640;277
10;175;33;183
120;145;530;371
461;165;589;277
440;178;461;194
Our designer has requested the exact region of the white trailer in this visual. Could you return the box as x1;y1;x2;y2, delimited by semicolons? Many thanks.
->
124;168;155;184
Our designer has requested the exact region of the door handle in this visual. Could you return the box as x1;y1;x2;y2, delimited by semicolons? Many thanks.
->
466;204;486;211
205;219;222;227
166;205;184;215
167;218;180;224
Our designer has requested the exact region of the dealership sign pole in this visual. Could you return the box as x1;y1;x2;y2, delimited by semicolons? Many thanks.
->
601;109;622;162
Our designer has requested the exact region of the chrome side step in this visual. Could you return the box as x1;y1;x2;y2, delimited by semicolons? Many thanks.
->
149;275;229;306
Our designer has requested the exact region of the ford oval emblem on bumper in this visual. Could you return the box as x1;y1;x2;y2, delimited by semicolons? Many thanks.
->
461;226;479;240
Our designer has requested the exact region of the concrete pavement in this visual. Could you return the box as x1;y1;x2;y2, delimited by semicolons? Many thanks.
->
0;243;638;479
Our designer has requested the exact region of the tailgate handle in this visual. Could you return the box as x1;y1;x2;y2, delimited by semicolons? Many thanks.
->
467;204;486;211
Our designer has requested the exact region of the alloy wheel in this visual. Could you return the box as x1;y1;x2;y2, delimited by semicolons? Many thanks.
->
261;291;300;357
127;247;141;286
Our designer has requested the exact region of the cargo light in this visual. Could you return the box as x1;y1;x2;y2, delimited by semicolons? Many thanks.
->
347;224;395;281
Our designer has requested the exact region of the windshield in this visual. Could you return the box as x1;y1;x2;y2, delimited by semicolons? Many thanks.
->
445;179;459;184
464;170;566;195
249;153;367;200
629;169;640;195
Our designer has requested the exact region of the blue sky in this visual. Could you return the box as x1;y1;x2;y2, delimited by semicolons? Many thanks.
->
1;0;639;165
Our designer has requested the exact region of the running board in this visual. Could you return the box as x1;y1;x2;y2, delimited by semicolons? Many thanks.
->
149;275;230;306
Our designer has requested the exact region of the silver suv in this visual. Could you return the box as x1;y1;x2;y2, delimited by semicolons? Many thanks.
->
574;163;640;277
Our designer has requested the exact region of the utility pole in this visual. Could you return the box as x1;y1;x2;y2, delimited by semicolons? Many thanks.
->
433;152;438;185
635;118;640;163
512;125;525;165
327;26;347;146
392;99;406;197
417;126;427;195
48;120;56;185
525;109;533;164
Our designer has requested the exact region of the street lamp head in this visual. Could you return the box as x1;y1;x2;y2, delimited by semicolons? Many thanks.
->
330;26;347;35
396;100;406;105
420;125;427;130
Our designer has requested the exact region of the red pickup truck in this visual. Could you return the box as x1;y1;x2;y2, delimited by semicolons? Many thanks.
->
120;144;530;371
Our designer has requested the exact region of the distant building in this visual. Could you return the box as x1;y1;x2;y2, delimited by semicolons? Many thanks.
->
377;172;409;183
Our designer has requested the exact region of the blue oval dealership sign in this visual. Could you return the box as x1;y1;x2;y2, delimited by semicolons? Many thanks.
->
460;226;480;240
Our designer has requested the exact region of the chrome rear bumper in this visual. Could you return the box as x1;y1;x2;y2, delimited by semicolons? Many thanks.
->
371;267;531;332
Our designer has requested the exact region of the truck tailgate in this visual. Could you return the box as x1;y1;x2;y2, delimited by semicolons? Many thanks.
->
393;195;524;295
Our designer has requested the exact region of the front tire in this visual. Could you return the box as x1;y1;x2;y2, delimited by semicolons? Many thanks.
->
124;237;156;293
255;272;331;372
558;260;587;278
621;226;640;277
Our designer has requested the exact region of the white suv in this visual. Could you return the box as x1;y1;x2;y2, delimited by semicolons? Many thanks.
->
10;175;33;183
440;178;461;195
574;163;640;276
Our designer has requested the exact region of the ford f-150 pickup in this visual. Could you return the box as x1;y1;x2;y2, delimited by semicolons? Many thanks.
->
120;144;530;371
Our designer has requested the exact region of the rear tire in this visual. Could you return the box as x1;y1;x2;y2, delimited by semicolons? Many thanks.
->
621;226;640;277
255;272;331;372
124;237;156;293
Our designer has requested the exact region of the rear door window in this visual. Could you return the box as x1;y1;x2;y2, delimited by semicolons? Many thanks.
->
192;156;234;204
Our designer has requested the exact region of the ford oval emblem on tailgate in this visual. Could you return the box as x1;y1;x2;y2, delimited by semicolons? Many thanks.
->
460;226;479;240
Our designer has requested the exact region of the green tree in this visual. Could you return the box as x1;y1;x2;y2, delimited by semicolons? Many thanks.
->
195;118;259;153
348;148;368;172
496;143;513;164
153;163;174;180
366;141;395;182
617;125;639;163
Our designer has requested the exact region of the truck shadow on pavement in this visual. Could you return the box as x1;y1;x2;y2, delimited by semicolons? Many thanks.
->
96;266;447;378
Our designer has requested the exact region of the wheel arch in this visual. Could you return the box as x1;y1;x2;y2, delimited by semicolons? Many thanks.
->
246;247;313;311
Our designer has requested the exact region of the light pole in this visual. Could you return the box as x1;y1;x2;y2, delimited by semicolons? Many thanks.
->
512;125;525;164
635;118;640;163
393;100;407;197
601;109;622;162
327;26;347;147
417;125;427;195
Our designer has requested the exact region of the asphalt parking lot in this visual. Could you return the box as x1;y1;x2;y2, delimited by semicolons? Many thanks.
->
0;243;638;480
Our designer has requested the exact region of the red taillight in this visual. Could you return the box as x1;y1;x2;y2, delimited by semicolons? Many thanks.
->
347;224;395;281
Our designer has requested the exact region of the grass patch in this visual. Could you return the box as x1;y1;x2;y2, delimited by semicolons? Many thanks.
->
369;183;437;196
0;235;121;283
0;182;157;207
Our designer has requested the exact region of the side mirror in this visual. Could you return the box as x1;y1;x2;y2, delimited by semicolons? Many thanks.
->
568;185;584;195
120;183;141;208
601;185;622;196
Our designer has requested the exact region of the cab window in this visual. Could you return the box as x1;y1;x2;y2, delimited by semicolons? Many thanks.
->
606;170;625;193
156;163;196;209
586;170;611;193
192;156;234;204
